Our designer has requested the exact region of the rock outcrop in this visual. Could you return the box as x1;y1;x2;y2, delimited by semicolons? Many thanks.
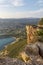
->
24;42;43;58
0;56;43;65
0;42;43;65
25;44;39;57
0;57;26;65
19;42;43;65
36;42;43;58
26;25;37;44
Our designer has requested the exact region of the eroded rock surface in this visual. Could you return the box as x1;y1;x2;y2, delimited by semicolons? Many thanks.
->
0;57;43;65
36;42;43;58
0;42;43;65
25;44;39;56
0;57;26;65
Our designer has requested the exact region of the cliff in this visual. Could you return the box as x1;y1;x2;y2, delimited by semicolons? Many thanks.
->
0;25;43;65
0;42;43;65
26;25;37;43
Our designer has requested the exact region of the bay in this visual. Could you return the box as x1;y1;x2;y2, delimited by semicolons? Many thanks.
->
0;37;16;50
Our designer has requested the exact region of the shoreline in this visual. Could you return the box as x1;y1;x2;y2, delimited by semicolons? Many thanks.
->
0;37;16;51
0;37;20;56
4;37;20;49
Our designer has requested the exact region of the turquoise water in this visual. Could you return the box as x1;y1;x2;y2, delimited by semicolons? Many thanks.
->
0;37;15;50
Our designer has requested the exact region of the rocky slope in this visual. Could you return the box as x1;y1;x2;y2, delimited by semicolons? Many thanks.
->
0;42;43;65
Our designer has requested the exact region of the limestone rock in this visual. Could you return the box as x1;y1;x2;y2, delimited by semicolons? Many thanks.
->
0;57;43;65
36;42;43;58
25;44;39;56
0;57;26;65
26;25;37;44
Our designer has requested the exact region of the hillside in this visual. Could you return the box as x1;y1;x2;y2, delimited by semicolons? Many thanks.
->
0;41;43;65
1;38;27;58
0;18;43;65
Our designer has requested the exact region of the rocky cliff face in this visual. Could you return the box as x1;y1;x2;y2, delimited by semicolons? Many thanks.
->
26;25;37;44
0;58;26;65
0;42;43;65
0;57;43;65
0;25;43;65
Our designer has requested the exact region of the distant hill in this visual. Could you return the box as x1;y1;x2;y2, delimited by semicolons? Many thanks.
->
0;18;40;29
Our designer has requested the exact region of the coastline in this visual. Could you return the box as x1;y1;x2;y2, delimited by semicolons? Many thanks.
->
0;37;16;51
0;37;20;56
4;37;20;49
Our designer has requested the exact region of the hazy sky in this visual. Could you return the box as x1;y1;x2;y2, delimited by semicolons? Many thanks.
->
0;0;43;18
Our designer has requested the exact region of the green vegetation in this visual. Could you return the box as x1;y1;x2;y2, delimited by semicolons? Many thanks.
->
37;18;43;42
38;30;43;42
39;18;43;25
3;38;27;58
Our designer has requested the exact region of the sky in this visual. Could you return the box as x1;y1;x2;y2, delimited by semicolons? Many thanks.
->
0;0;43;18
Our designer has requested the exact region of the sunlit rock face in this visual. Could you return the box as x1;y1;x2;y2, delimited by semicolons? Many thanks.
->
0;42;43;65
19;42;43;63
26;25;37;44
19;52;32;62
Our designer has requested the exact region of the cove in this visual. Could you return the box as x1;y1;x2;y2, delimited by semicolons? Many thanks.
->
0;37;16;50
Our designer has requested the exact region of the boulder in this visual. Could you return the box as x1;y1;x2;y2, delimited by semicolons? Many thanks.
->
25;44;39;56
26;58;43;65
36;42;43;58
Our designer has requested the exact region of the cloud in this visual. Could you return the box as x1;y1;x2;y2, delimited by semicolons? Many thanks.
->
37;0;43;6
0;0;5;4
0;9;43;18
38;0;43;3
14;9;43;18
0;0;43;18
10;0;24;6
0;0;10;7
0;0;9;5
0;0;24;7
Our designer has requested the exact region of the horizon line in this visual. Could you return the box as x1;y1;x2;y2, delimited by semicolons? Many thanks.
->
0;17;42;19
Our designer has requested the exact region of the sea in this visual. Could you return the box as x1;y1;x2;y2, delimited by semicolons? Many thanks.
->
0;37;16;50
